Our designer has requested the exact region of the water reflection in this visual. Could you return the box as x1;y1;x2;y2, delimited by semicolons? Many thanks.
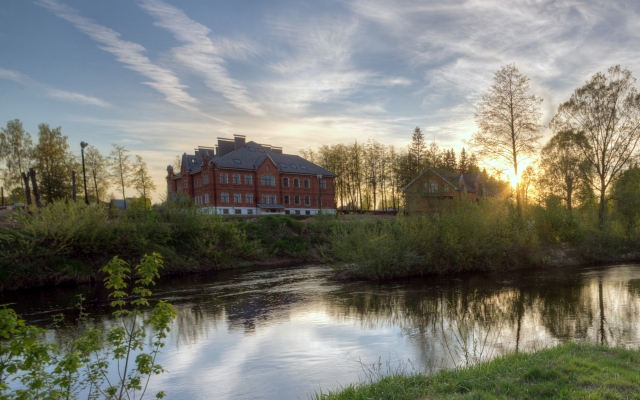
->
4;264;640;399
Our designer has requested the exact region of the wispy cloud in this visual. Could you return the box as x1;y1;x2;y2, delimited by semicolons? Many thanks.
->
37;0;199;112
139;0;266;116
0;67;111;107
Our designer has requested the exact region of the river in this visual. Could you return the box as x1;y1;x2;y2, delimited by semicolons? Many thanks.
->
4;263;640;399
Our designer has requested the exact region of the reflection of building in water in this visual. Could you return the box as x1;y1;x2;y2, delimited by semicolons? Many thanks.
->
226;293;304;334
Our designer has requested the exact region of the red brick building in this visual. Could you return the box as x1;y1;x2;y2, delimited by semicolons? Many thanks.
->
166;135;336;215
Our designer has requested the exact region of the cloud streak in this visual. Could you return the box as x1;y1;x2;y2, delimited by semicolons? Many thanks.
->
0;67;111;107
37;0;199;112
139;0;266;116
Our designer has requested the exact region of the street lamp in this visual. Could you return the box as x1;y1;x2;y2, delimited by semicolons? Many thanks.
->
80;141;89;205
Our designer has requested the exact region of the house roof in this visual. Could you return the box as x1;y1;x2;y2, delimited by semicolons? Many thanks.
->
402;167;481;193
175;140;336;178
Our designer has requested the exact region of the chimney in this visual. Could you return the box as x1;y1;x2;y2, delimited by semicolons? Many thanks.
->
234;135;246;149
261;144;272;151
271;146;283;154
217;137;235;156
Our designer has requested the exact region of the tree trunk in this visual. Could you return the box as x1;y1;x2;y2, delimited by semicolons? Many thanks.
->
21;172;32;206
72;171;77;203
29;168;42;208
93;171;100;203
598;175;606;230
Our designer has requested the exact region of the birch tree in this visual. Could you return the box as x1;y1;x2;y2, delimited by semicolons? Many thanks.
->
132;155;156;208
550;65;640;228
84;145;111;203
471;64;542;210
0;119;33;198
109;144;132;210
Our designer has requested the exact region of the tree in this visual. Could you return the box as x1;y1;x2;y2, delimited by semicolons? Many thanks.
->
611;166;640;235
458;147;469;174
0;119;33;200
110;144;132;210
84;145;111;203
550;65;640;228
537;131;589;212
32;124;77;203
132;155;156;208
442;148;457;171
471;64;543;210
409;127;426;176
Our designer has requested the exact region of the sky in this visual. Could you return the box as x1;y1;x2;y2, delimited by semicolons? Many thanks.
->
1;0;639;202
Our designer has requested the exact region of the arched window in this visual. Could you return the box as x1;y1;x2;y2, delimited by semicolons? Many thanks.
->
246;193;253;204
204;174;209;184
245;174;253;185
261;174;275;186
294;195;300;205
233;174;241;184
220;173;228;184
304;178;310;189
284;195;290;205
221;192;229;203
304;196;310;206
234;193;241;203
320;179;326;190
283;177;289;187
293;178;300;188
262;194;268;204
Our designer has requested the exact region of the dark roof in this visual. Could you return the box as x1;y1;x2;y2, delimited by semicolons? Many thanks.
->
174;140;335;177
402;167;481;193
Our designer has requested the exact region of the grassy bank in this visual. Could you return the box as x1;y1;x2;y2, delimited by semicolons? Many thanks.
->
315;342;640;399
322;200;640;279
0;202;333;289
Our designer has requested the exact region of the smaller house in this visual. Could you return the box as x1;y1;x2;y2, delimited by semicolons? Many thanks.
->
402;167;483;213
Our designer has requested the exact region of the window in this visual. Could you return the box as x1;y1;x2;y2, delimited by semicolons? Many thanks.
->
293;178;300;188
205;193;210;204
233;159;242;164
220;173;228;184
270;194;276;204
258;148;265;153
234;193;241;203
294;195;300;205
247;209;253;214
204;174;209;184
261;174;275;186
290;164;297;169
235;209;242;214
428;180;438;192
317;197;322;207
280;163;287;168
223;209;229;214
245;174;253;185
304;196;310;206
261;194;268;204
233;174;241;184
266;165;270;171
246;193;253;204
300;165;307;170
283;177;289;187
320;179;326;190
221;192;229;203
304;179;310;189
306;210;311;215
249;147;256;152
284;195;290;205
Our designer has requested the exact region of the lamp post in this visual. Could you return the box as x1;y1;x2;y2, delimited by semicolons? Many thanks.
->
80;141;89;205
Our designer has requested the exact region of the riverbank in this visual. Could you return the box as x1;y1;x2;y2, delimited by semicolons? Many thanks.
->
315;342;640;399
2;200;639;290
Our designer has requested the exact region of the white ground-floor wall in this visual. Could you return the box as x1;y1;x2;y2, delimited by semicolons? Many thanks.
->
198;207;336;216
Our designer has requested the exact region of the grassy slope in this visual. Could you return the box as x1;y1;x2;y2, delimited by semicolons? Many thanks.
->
317;343;640;399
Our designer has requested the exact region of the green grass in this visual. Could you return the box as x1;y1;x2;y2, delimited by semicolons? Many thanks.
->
315;342;640;399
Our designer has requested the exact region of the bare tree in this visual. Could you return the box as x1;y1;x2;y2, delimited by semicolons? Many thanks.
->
132;155;156;208
109;144;132;210
471;64;542;210
84;145;111;203
550;65;640;228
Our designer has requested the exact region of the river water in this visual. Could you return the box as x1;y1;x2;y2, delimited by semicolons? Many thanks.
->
4;263;640;399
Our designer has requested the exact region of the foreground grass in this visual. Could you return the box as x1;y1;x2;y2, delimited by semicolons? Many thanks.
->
316;343;640;399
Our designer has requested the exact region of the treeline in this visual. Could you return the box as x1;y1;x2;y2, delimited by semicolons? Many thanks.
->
300;128;492;211
0;120;155;207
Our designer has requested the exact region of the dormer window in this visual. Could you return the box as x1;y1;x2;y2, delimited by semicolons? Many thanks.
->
249;147;256;151
300;165;307;169
290;164;297;169
233;159;242;164
258;148;265;153
280;163;287;168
